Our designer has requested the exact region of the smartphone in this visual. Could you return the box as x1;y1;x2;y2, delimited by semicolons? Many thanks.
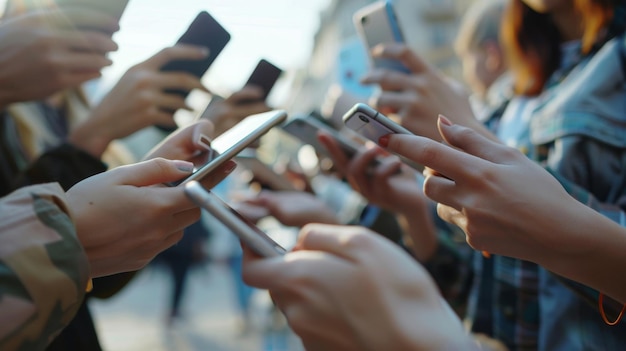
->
172;110;287;186
184;181;287;257
281;114;364;159
342;103;412;141
235;151;298;192
239;59;283;104
353;1;409;73
160;11;231;99
343;103;424;171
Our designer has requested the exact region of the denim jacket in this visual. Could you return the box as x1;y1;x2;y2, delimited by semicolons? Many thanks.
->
528;34;626;351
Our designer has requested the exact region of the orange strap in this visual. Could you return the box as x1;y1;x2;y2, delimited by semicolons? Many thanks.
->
598;293;626;326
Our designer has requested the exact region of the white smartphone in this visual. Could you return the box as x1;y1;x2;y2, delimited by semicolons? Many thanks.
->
353;0;409;73
172;110;287;186
343;103;412;142
184;181;287;257
234;150;298;192
281;114;364;159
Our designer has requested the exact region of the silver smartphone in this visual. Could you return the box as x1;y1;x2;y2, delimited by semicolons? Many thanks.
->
172;110;287;186
281;114;364;159
184;181;287;257
235;150;298;192
343;103;412;142
343;103;422;171
353;0;409;73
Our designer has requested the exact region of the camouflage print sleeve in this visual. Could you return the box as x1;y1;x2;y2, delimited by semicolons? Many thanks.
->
0;183;89;351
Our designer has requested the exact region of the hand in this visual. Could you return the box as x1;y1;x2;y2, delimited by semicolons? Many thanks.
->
66;158;201;277
70;45;209;158
318;132;438;260
383;116;579;260
243;224;473;351
361;43;492;142
241;190;340;227
144;120;237;189
199;86;271;137
0;8;118;108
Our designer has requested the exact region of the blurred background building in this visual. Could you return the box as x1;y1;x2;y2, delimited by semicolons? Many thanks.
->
283;0;477;118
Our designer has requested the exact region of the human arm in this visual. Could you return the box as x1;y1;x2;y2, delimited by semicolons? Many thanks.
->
361;43;497;142
68;45;210;158
0;8;118;109
383;117;626;303
0;183;90;351
242;224;476;351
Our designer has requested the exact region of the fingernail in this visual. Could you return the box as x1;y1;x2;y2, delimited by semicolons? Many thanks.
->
378;134;391;148
225;161;237;173
196;133;212;151
438;115;452;127
174;160;194;173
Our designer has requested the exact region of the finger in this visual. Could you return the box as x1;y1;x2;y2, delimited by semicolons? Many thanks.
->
346;146;381;193
197;160;238;189
437;116;513;164
385;134;486;181
141;45;209;70
113;158;194;187
361;69;416;92
371;42;430;74
153;92;189;111
62;31;119;54
56;52;113;73
374;155;403;179
296;224;373;261
226;85;265;103
151;72;208;93
55;7;120;33
422;174;462;211
436;204;468;237
372;92;418;112
147;120;214;160
241;254;288;290
317;131;353;176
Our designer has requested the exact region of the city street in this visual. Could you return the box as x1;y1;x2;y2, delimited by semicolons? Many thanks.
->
89;262;304;351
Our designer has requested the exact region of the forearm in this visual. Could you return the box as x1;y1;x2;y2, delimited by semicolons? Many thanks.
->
0;184;90;350
399;209;438;262
68;119;112;159
537;198;626;304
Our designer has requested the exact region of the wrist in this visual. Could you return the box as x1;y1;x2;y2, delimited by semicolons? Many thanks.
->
69;121;112;159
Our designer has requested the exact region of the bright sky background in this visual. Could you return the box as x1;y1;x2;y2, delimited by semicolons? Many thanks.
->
94;0;331;106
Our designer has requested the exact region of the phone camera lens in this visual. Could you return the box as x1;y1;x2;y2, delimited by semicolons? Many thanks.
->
361;16;367;24
358;115;370;123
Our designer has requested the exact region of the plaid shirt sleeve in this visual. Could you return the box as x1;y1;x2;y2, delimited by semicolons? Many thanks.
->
0;183;89;351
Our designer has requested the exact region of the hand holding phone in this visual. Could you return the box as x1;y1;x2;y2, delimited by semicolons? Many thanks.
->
160;11;231;99
353;1;409;73
343;103;422;171
170;110;287;186
184;181;287;257
281;114;364;159
238;59;283;104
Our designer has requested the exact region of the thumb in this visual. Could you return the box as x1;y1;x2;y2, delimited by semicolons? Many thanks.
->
114;158;194;187
141;44;209;70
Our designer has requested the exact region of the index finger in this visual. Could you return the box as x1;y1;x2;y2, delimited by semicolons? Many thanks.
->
141;45;209;70
385;133;487;181
372;42;430;74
